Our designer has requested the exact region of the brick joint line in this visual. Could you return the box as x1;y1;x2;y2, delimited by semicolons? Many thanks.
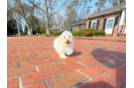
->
59;60;66;65
19;76;22;88
44;80;52;88
54;67;63;75
44;58;49;62
76;61;87;67
18;62;20;68
77;70;91;78
29;57;32;61
35;65;39;72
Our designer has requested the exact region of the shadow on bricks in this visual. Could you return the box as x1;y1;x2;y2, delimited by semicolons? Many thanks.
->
69;50;82;57
78;48;126;88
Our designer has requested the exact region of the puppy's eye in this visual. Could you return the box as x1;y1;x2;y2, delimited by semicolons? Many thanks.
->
64;37;66;38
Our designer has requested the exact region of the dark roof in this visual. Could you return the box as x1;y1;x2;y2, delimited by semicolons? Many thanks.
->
86;2;126;19
65;19;86;27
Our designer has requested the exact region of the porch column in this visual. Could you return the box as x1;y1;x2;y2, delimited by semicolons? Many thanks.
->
87;20;89;29
118;9;126;33
74;26;75;31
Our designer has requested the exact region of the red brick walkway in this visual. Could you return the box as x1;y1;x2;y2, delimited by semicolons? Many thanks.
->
7;37;126;88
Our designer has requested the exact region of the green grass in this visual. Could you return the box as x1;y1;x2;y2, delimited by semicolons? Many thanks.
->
93;35;111;37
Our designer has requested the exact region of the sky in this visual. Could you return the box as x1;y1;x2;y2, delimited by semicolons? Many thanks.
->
59;0;112;18
21;0;112;31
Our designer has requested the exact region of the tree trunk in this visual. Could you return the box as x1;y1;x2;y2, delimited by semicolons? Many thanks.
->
23;17;32;35
45;19;50;35
44;0;50;35
16;22;21;36
26;22;32;35
14;17;21;36
30;26;33;35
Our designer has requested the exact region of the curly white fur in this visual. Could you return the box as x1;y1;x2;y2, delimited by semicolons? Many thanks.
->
53;31;73;59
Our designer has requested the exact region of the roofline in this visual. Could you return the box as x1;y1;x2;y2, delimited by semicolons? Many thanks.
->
86;3;126;19
65;22;85;27
121;5;126;9
86;9;121;19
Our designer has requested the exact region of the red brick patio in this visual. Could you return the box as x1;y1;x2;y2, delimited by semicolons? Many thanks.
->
7;37;126;88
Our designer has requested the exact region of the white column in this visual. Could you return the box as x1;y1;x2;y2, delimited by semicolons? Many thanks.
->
86;20;89;29
124;27;126;33
74;26;75;31
118;9;126;33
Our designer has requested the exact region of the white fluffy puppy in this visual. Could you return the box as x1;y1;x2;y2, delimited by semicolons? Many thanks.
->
53;31;73;59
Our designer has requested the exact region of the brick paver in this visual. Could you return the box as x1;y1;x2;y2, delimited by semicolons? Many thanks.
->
104;67;126;84
7;63;18;70
48;71;89;88
20;59;47;67
37;60;64;71
7;66;37;78
79;75;123;88
26;82;47;88
22;68;60;86
80;64;109;78
56;62;84;73
7;37;126;88
7;77;19;88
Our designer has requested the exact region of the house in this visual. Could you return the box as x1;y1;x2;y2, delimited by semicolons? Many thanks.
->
49;25;66;32
64;19;87;31
49;26;60;32
85;2;126;35
59;25;66;31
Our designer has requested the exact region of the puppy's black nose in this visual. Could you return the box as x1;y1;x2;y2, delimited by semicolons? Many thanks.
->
67;39;69;42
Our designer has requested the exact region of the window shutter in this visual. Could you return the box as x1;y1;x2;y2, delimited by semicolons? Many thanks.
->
89;21;91;28
112;16;119;34
96;20;99;29
114;16;119;27
102;18;107;31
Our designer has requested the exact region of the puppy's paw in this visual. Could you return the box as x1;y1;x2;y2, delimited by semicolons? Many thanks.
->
66;49;73;56
60;55;67;59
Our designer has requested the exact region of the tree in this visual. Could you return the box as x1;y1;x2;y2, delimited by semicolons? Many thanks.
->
64;0;92;25
24;25;28;35
29;0;70;35
109;0;125;6
90;9;98;15
95;0;106;12
14;0;40;35
7;0;21;36
30;16;41;34
7;19;18;36
49;13;64;27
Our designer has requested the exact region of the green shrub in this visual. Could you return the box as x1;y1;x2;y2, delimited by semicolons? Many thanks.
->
25;35;29;37
71;31;76;36
50;32;54;35
53;32;61;36
93;30;105;35
60;31;63;35
71;28;95;36
86;28;95;31
42;33;47;36
84;31;94;37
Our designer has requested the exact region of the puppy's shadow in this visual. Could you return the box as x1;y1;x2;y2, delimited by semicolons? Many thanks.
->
68;50;82;57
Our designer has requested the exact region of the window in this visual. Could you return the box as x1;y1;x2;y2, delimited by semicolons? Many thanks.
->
106;19;114;29
69;27;72;31
78;25;81;30
91;21;97;29
61;27;64;31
